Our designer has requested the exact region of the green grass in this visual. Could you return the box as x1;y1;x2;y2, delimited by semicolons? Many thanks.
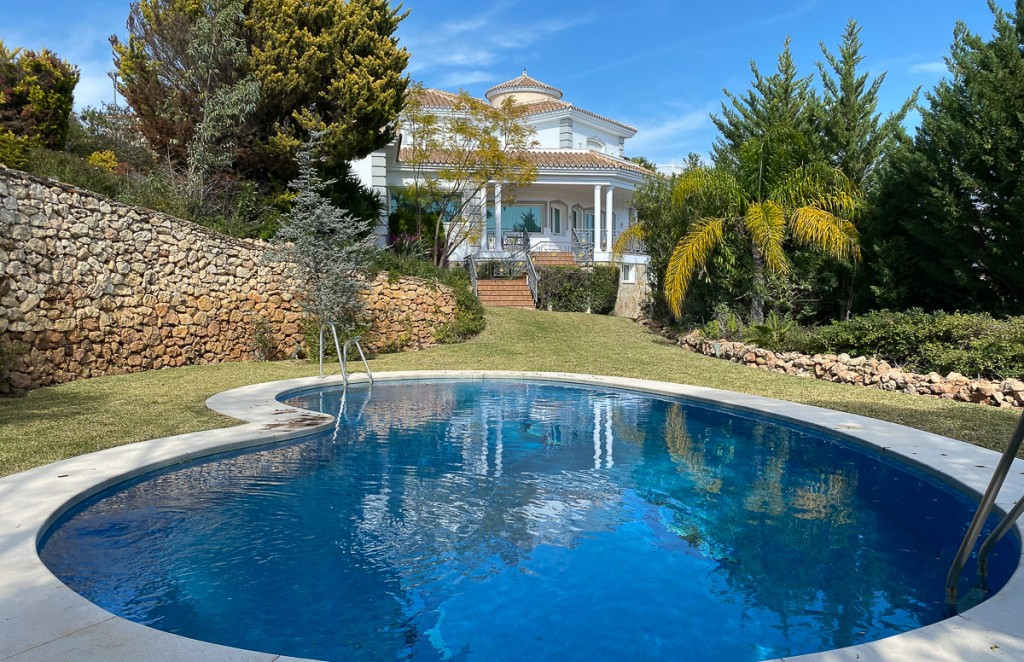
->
2;308;1020;477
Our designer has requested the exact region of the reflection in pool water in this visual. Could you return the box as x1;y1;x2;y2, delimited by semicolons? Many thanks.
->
40;380;1018;661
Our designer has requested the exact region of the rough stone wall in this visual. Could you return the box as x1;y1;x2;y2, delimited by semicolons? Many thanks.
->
613;263;650;319
0;167;455;395
642;321;1024;410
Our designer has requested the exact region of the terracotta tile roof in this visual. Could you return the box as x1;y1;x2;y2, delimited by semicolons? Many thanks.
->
519;99;637;134
411;88;461;109
486;71;563;99
410;90;637;135
398;148;652;176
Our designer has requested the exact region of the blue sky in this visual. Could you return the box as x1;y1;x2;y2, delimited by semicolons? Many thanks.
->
0;1;1005;165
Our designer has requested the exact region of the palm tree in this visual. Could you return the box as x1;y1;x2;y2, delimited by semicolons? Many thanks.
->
629;130;861;322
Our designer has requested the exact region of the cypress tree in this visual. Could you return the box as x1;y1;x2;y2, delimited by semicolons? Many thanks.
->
866;1;1024;315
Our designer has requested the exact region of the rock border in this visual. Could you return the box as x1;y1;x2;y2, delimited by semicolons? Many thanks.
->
641;320;1024;410
1;370;1023;661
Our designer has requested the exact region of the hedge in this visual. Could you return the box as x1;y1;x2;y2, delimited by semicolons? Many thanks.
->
536;265;618;314
791;310;1024;379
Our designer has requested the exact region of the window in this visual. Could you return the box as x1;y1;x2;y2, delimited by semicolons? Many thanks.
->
552;208;561;234
488;205;543;233
621;264;636;283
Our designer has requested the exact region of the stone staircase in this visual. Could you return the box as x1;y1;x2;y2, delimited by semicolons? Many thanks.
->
476;277;536;309
529;251;577;268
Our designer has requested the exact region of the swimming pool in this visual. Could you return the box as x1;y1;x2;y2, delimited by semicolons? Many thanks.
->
37;378;1020;661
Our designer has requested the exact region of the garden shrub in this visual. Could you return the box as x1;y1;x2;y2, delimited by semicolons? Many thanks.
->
86;150;118;172
536;265;618;314
0;130;32;169
790;310;1024;379
0;42;79;149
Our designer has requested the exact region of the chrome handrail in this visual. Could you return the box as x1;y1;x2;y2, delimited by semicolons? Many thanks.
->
521;228;538;306
945;411;1024;615
318;322;374;388
465;254;479;297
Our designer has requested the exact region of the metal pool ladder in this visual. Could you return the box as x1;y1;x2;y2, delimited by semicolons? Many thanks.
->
318;322;374;388
945;412;1024;615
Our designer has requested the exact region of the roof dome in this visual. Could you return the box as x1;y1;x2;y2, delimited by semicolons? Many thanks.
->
485;70;563;105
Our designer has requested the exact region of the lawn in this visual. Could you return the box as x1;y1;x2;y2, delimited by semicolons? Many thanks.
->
1;307;1020;477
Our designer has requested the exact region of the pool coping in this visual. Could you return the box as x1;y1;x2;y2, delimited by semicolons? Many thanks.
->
0;369;1022;661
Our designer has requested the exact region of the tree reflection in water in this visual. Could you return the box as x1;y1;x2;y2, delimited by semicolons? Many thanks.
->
39;380;1020;662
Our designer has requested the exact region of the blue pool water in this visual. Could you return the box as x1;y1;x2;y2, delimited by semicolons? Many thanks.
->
40;380;1019;661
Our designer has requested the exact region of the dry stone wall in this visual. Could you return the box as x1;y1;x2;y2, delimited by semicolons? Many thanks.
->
0;167;455;395
642;322;1024;410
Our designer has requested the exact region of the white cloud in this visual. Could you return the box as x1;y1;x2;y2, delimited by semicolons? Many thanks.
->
402;4;592;84
438;70;497;88
626;108;714;163
909;60;947;75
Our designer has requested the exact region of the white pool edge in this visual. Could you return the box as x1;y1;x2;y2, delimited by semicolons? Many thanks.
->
0;370;1022;661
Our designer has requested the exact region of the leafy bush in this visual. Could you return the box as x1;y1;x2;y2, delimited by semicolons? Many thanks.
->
66;104;156;172
744;311;795;351
86;150;118;172
536;265;619;314
791;310;1024;378
0;130;32;169
372;252;485;343
24;147;190;218
0;42;79;149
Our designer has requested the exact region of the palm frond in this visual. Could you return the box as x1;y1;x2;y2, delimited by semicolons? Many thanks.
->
612;223;645;258
665;217;726;317
673;167;742;212
744;201;789;275
790;206;862;263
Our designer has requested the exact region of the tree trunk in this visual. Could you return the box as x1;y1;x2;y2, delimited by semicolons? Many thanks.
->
751;242;766;323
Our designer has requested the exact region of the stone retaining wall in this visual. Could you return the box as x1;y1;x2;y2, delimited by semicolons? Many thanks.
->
0;167;456;395
640;321;1024;410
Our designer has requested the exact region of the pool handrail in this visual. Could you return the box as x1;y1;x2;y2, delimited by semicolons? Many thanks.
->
945;411;1024;615
318;322;374;387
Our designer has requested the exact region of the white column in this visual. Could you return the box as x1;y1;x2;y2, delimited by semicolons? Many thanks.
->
593;184;602;257
495;183;503;251
605;186;614;256
478;186;488;249
602;188;610;258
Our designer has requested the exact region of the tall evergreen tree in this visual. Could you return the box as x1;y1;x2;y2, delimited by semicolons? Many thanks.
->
271;134;378;336
815;19;917;190
112;0;409;179
711;38;818;168
866;1;1024;315
807;20;917;319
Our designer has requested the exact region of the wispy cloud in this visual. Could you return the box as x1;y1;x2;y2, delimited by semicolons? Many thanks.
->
438;70;496;88
403;4;593;87
909;60;947;75
626;107;715;162
562;0;820;81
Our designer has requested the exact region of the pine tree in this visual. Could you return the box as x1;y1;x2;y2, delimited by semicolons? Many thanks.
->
816;19;917;190
183;0;261;214
711;38;818;168
865;1;1024;315
271;134;379;336
808;19;918;319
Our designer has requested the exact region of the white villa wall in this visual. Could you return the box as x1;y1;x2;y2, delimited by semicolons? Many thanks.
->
351;154;374;190
567;118;624;155
532;119;562;148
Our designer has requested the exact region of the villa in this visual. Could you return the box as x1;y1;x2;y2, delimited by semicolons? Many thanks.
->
353;71;652;315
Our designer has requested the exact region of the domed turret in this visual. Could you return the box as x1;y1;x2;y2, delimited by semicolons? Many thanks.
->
485;70;563;106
